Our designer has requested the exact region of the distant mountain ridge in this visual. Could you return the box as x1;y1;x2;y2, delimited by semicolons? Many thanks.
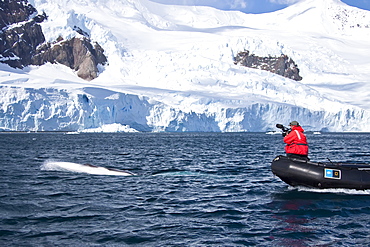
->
0;0;369;132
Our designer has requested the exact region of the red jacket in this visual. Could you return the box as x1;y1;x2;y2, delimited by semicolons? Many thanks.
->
284;126;308;155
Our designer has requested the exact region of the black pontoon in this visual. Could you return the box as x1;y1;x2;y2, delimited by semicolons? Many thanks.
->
271;155;370;190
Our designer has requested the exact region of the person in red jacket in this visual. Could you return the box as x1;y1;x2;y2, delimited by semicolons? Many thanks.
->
284;121;309;160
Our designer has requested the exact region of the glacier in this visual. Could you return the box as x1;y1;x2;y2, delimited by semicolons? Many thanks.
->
1;0;370;132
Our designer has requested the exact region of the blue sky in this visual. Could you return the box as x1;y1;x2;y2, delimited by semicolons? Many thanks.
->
149;0;370;14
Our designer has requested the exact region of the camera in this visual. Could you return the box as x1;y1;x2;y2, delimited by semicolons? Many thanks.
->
276;124;291;137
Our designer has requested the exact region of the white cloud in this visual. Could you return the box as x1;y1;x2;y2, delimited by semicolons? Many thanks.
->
149;0;300;12
229;0;248;9
268;0;300;4
181;0;248;9
149;0;248;10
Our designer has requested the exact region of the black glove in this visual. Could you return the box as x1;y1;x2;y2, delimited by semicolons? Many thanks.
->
282;130;290;137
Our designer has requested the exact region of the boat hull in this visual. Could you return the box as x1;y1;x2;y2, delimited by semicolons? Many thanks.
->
271;155;370;190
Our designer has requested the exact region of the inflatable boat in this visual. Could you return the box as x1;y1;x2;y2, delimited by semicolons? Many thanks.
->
271;155;370;190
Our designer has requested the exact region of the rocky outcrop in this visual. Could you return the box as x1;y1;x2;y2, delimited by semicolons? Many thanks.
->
0;0;46;68
0;0;37;29
0;0;107;81
32;37;107;81
234;50;302;81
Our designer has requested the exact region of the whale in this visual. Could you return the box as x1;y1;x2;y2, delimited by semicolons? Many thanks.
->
41;161;135;176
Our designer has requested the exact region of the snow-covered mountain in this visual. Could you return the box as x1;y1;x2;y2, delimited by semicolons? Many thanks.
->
0;0;370;132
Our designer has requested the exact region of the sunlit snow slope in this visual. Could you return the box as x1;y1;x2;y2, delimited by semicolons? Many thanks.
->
0;0;370;132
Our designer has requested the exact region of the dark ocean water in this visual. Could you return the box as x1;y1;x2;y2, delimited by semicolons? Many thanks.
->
1;132;370;246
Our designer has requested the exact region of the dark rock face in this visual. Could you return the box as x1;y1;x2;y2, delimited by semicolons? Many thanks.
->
0;0;46;68
0;0;37;29
32;37;107;81
0;0;107;81
234;50;302;81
